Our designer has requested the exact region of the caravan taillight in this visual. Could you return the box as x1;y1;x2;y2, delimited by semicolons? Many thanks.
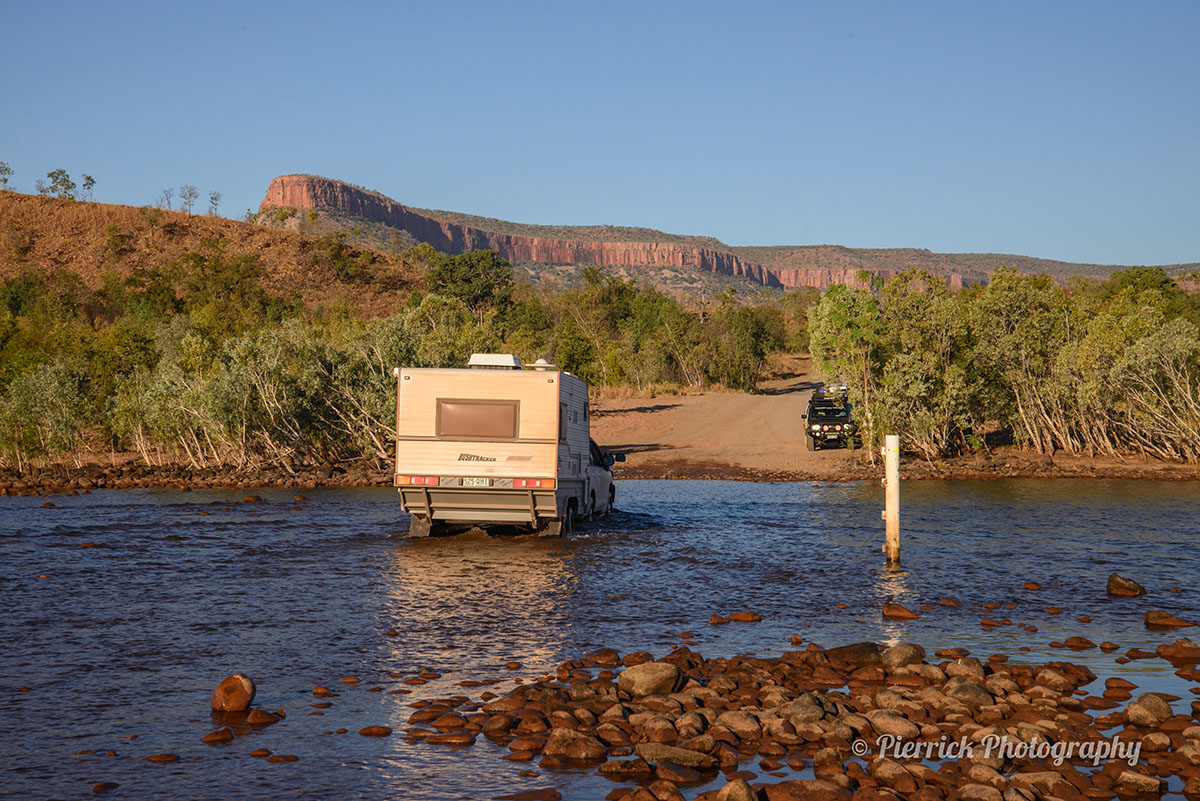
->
514;478;555;489
397;475;439;486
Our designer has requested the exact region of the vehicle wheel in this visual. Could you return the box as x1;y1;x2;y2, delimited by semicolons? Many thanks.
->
805;436;815;452
586;491;596;520
563;500;576;537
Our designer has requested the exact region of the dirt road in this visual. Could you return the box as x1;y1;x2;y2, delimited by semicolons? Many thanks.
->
590;356;1200;482
591;356;865;480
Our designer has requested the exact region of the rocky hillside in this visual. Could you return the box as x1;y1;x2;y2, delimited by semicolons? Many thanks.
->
0;191;419;317
258;174;1200;292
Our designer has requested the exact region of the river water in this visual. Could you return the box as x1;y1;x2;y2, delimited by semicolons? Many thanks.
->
2;479;1198;799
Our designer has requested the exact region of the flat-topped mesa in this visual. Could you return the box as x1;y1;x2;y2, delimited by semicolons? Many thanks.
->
259;175;878;290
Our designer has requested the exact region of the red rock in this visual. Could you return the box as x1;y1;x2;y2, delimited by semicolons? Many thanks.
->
939;597;961;607
1145;610;1192;628
249;748;271;758
1022;582;1041;590
144;754;179;762
1044;607;1063;614
882;603;919;620
427;732;476;745
91;782;119;793
729;612;762;622
1107;573;1146;597
936;648;969;659
586;648;621;666
493;790;562;801
201;727;234;743
710;615;729;625
761;779;854;800
247;709;280;726
266;754;298;762
211;674;255;712
1159;640;1200;660
1064;637;1096;650
358;725;392;737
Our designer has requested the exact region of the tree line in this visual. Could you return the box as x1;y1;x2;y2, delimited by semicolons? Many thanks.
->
2;229;1195;470
0;243;805;470
810;266;1200;462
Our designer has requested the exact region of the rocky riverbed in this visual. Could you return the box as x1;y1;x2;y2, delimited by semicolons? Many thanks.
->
201;635;1200;801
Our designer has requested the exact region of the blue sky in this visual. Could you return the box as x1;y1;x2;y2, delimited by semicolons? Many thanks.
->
2;1;1197;265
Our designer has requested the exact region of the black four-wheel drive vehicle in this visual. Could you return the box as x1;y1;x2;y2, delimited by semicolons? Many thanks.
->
803;385;858;450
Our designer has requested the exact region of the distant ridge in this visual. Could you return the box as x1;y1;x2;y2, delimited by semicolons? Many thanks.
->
258;174;1199;291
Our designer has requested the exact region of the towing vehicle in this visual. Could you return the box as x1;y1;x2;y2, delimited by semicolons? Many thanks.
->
803;384;858;450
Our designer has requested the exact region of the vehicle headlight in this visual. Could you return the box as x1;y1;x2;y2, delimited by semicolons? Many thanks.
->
811;424;820;431
822;424;830;431
834;425;842;431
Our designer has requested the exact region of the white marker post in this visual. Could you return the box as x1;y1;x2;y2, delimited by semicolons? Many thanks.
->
881;434;900;564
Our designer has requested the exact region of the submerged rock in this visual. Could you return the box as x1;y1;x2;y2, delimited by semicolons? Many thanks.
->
882;603;919;620
1107;573;1146;596
1145;610;1192;628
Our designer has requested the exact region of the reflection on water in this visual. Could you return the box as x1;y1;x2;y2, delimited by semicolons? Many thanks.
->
382;533;577;674
0;479;1197;800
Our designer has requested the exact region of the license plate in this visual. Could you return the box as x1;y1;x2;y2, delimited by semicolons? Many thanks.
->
462;477;490;487
825;434;839;440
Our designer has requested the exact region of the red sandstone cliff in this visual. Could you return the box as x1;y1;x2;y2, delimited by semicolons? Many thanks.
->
259;175;873;290
261;175;1187;291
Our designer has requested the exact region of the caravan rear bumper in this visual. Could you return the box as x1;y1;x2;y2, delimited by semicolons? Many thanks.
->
397;486;558;524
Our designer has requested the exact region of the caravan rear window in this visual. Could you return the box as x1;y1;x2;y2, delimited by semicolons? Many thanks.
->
436;399;520;440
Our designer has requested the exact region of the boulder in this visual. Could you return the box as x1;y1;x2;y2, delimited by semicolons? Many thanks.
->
618;661;682;697
200;727;234;743
210;674;255;712
866;709;920;740
1157;638;1200;661
246;709;280;726
1116;771;1165;795
762;779;853;800
881;642;924;668
944;677;994;710
1107;573;1146;596
882;603;919;620
543;728;607;759
824;642;881;671
598;757;652;777
1123;693;1172;727
1145;610;1192;628
358;725;392;737
946;657;986;681
715;710;762;741
714;779;757;801
635;742;718;769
